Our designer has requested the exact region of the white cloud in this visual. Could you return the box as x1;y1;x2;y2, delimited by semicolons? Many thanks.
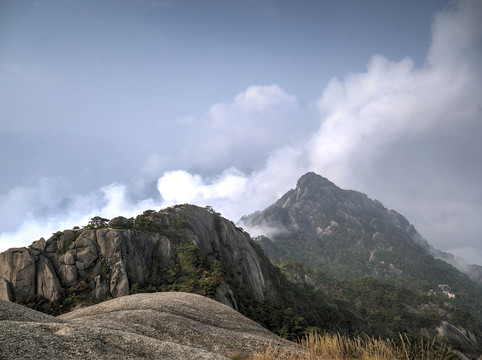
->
157;147;304;221
180;84;315;170
209;84;298;124
157;170;206;205
309;0;481;187
0;180;159;252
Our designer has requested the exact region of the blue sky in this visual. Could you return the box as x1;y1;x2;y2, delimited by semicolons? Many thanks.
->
1;0;482;265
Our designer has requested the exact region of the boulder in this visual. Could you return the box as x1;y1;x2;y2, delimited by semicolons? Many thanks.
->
58;264;78;288
30;238;46;251
436;321;478;359
109;265;129;298
108;216;132;229
0;248;36;299
36;256;61;301
0;292;296;359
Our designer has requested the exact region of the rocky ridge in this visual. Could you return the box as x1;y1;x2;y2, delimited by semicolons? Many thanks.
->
0;205;269;309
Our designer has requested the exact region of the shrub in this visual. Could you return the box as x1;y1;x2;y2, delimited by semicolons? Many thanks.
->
85;216;109;230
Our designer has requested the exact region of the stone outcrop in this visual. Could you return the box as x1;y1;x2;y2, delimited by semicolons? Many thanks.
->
0;205;273;308
437;321;479;360
175;205;266;302
36;255;61;301
0;248;37;300
0;292;295;359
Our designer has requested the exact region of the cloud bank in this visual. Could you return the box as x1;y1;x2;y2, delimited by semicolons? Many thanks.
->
1;0;481;265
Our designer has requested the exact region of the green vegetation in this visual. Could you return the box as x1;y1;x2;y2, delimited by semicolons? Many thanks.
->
84;216;109;229
15;282;94;316
165;243;224;296
134;210;160;232
254;219;482;350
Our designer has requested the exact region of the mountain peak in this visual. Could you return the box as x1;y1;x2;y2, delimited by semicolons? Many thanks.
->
243;171;437;276
276;172;342;210
296;172;337;190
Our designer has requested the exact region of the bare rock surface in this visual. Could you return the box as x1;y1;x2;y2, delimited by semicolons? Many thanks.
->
0;248;37;300
0;292;294;359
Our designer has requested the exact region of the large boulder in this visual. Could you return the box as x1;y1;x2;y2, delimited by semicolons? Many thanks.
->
0;292;296;359
0;248;37;300
36;255;61;301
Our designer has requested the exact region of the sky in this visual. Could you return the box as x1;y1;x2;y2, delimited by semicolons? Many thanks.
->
1;0;482;265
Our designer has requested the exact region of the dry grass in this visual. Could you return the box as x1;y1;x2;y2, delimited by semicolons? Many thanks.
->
251;332;453;360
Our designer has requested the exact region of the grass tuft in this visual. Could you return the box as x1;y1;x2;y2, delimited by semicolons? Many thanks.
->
252;332;454;360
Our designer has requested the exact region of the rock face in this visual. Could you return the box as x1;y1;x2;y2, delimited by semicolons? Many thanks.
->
36;255;61;301
437;321;479;360
0;292;294;359
0;248;37;300
0;205;275;310
176;205;267;302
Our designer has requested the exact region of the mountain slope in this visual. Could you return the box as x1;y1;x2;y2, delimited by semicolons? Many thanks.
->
240;172;482;357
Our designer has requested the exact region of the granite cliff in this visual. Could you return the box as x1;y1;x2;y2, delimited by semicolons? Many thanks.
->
0;205;271;310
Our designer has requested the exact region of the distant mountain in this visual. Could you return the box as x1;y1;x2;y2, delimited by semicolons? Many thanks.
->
240;172;482;357
240;172;480;286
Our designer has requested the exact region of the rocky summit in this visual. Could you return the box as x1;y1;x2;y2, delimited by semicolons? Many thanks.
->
0;292;294;359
